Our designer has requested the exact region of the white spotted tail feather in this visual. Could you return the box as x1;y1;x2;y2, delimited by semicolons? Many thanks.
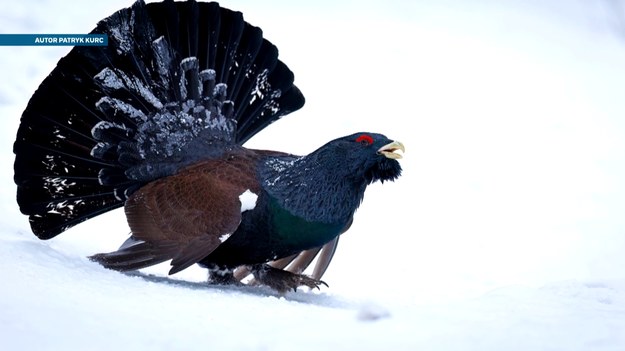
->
13;0;303;240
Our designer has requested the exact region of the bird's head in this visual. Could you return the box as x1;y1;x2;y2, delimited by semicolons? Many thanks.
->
262;132;404;222
314;132;404;185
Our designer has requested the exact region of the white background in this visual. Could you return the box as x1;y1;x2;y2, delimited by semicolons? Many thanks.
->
1;0;625;350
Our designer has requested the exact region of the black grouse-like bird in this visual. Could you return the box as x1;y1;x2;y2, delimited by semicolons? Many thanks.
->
13;0;404;292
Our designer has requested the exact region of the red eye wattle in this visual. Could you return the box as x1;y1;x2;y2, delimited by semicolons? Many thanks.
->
355;134;374;145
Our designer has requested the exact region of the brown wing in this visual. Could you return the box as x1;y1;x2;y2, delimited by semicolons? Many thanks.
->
91;156;260;275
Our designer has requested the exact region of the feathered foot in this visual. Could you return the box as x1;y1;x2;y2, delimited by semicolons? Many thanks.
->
250;264;328;293
207;264;242;286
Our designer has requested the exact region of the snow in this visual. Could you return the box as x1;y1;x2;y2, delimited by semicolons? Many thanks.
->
94;67;126;90
95;67;164;109
2;0;625;350
151;35;173;79
238;189;258;212
95;96;145;120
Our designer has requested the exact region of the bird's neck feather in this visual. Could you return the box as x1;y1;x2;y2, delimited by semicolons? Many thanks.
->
260;153;367;224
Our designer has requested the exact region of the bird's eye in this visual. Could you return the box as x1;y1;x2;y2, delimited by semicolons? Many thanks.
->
355;134;373;145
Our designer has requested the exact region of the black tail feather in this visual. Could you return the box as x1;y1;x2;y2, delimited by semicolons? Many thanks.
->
14;0;304;239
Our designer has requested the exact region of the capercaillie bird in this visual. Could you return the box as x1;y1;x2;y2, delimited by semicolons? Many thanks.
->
13;0;404;292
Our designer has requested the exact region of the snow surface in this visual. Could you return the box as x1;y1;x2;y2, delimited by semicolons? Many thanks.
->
2;0;625;350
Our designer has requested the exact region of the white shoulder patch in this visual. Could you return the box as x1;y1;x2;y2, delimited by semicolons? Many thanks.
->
219;233;232;243
239;189;258;213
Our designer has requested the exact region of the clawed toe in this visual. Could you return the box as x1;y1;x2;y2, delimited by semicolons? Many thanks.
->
251;264;328;293
296;274;328;291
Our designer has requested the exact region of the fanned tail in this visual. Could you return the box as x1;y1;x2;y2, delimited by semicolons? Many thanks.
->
13;0;305;240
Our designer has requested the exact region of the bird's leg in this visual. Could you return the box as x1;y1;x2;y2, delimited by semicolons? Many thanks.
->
250;264;328;293
207;264;240;285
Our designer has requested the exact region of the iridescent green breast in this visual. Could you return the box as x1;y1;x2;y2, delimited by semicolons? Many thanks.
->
268;196;346;251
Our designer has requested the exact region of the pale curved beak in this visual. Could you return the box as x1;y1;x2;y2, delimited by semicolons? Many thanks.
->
378;141;405;159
